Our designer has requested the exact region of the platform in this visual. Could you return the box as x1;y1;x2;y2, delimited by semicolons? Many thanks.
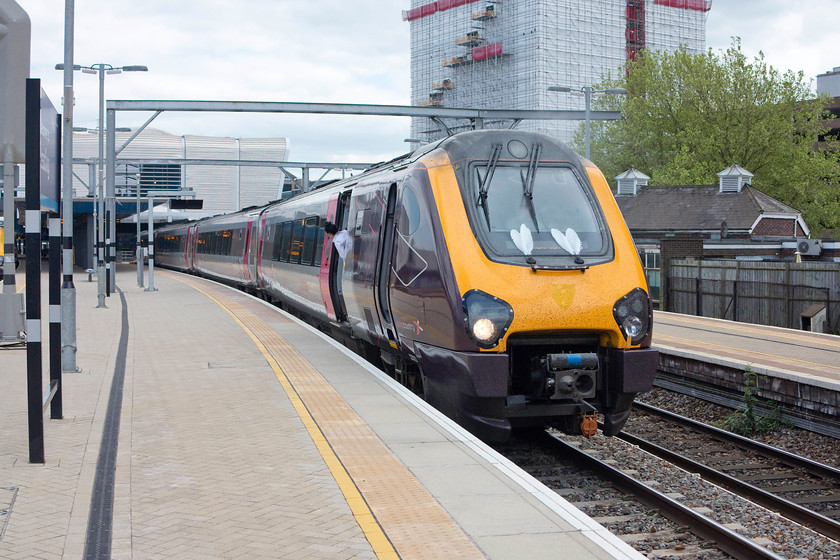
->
653;311;840;384
652;310;840;431
0;266;642;560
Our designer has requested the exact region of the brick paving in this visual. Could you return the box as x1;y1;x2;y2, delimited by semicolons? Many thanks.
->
0;265;642;560
0;269;374;560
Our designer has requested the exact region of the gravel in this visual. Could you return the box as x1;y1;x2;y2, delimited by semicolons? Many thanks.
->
551;388;840;559
635;388;840;470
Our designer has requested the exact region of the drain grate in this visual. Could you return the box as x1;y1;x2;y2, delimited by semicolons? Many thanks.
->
0;487;18;541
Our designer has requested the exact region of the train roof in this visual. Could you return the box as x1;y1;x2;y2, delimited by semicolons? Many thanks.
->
157;130;586;231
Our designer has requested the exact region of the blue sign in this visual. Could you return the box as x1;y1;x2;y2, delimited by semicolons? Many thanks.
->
38;87;59;213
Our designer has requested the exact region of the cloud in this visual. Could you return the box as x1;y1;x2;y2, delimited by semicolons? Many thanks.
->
706;0;839;87
18;0;840;162
21;0;412;161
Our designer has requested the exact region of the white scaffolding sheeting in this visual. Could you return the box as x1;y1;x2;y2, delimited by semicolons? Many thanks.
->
406;0;708;145
71;129;288;214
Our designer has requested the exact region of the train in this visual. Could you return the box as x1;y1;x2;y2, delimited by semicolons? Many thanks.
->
155;130;658;442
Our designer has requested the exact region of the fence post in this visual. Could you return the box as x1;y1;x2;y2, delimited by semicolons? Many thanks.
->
695;277;702;316
732;280;738;322
785;262;792;328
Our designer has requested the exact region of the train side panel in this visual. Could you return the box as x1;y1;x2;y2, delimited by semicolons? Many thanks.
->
193;210;261;288
258;196;330;318
155;222;193;272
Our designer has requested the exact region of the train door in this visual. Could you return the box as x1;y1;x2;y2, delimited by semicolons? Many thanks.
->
319;190;351;321
189;224;199;270
183;226;192;269
248;214;261;285
242;218;253;283
375;184;398;343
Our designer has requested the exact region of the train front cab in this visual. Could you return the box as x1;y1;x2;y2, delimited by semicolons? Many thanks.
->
392;131;658;443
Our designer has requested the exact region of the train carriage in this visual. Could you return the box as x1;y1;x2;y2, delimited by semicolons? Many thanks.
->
156;129;657;443
153;221;195;272
192;208;262;288
256;194;329;314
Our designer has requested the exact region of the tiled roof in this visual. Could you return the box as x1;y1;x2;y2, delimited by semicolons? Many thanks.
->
614;184;800;232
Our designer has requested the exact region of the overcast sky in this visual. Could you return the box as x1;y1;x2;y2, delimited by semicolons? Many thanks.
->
15;0;840;164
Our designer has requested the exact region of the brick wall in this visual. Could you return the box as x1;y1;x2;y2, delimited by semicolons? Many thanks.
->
752;217;805;237
659;235;704;310
658;351;840;427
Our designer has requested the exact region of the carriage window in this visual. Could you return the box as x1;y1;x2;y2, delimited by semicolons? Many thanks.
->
314;222;325;267
397;186;420;236
301;217;319;265
220;230;232;255
290;220;305;264
354;209;366;236
278;222;293;262
270;223;281;261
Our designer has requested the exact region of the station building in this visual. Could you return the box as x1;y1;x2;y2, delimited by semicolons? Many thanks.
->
68;128;289;214
6;128;288;269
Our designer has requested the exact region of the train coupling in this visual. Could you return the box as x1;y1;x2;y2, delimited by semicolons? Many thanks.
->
543;352;598;402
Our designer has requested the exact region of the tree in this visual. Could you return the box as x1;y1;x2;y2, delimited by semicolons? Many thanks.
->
579;39;840;234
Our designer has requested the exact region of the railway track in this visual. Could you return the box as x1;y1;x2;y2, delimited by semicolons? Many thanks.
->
497;431;787;560
621;401;840;541
651;373;840;439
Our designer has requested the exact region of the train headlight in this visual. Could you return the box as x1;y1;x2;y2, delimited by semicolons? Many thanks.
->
613;288;652;346
462;290;514;349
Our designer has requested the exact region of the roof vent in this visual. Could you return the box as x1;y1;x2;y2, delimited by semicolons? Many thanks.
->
717;163;753;193
615;167;650;196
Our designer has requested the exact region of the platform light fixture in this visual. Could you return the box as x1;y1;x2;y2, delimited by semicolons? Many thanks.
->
547;86;628;160
55;63;148;306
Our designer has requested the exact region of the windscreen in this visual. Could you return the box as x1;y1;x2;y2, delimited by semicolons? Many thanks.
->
472;164;608;260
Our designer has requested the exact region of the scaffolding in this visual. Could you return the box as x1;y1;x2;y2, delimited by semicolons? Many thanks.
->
404;0;710;145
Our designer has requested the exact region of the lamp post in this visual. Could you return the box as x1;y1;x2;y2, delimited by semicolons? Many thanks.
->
135;173;143;288
547;86;627;160
56;63;147;306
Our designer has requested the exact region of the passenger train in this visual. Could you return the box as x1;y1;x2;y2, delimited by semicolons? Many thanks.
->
155;130;658;442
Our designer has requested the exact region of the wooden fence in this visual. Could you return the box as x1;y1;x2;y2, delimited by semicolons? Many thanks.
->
666;259;840;334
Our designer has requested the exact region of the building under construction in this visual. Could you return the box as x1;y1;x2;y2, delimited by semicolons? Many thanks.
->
403;0;711;144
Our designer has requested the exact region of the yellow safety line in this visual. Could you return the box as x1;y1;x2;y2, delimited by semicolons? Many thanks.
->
654;332;840;372
170;276;400;560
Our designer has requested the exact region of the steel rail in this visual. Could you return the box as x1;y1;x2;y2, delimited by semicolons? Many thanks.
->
541;431;785;560
623;402;840;541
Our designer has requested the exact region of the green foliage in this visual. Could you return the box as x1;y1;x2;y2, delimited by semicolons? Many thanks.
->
714;367;788;436
577;38;840;235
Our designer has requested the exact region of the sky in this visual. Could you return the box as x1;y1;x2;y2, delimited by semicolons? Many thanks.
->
13;0;840;164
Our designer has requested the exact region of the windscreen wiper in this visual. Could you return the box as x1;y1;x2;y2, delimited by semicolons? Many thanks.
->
477;142;503;229
521;143;542;231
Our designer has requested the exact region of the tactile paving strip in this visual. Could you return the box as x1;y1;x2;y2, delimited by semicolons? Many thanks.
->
173;274;485;560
